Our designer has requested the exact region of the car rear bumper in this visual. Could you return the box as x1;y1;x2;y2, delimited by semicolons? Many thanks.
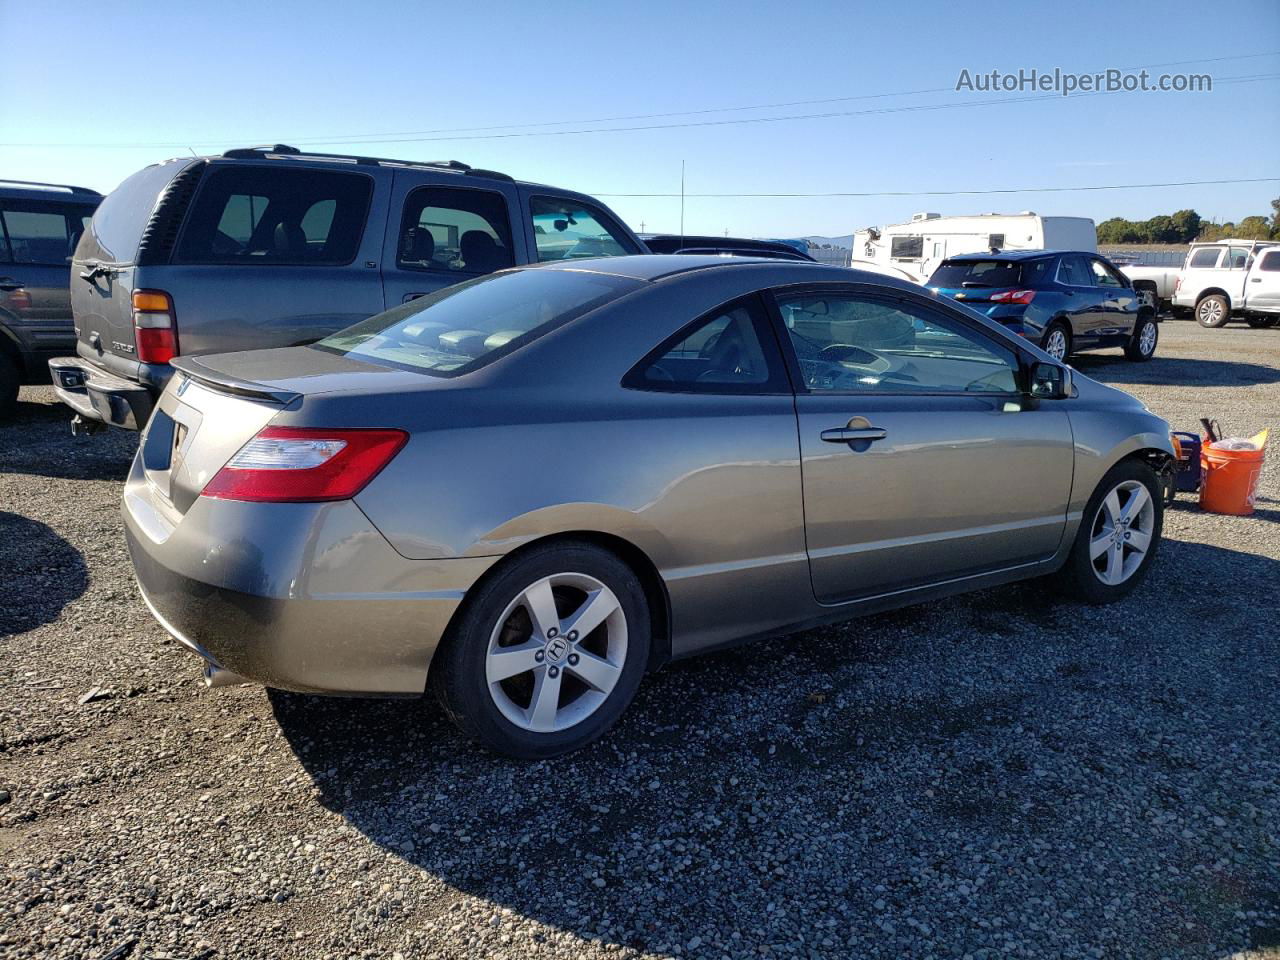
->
48;356;154;430
122;455;499;695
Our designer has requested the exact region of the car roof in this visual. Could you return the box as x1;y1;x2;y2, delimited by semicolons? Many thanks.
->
0;179;102;202
528;254;922;291
941;249;1074;262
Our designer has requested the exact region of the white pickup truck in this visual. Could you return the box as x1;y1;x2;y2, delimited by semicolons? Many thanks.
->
1173;240;1280;328
1117;262;1181;314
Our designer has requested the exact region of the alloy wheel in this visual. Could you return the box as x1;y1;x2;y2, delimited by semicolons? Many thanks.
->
1088;479;1155;586
1044;328;1068;360
1199;299;1224;325
485;572;628;733
1138;320;1157;356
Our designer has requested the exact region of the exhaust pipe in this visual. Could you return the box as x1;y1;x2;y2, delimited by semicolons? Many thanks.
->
202;663;249;688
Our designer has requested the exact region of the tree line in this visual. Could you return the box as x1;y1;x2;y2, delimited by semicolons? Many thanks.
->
1096;198;1280;244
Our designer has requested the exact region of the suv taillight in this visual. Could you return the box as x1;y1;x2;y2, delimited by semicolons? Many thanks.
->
989;289;1036;304
202;426;409;502
132;289;178;364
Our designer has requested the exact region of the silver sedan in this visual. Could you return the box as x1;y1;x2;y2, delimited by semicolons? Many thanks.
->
124;257;1174;758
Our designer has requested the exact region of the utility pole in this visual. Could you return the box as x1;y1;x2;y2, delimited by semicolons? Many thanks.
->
679;160;685;244
640;220;646;233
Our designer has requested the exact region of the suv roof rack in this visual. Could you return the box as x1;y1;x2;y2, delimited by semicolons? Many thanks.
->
219;144;515;182
0;178;102;196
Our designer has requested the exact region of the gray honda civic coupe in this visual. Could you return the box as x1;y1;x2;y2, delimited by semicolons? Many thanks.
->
124;256;1174;758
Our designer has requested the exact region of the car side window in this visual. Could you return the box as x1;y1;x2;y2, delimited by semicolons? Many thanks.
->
627;296;784;393
1188;247;1223;269
1227;247;1251;269
398;186;515;275
174;167;372;265
530;196;640;262
1090;258;1124;287
774;292;1019;395
1056;255;1092;286
0;205;83;265
1259;250;1280;272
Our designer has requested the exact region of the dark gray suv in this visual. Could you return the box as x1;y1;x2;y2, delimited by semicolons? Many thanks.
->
49;145;645;431
0;179;102;418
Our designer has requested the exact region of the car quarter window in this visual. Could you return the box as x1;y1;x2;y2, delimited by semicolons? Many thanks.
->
1090;258;1125;287
398;186;515;275
773;292;1019;395
174;167;372;265
627;296;785;393
1188;246;1223;269
529;196;639;262
1259;250;1280;272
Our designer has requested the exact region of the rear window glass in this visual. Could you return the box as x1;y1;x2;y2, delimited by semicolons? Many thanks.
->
398;186;515;275
929;259;1049;288
80;160;186;263
174;166;372;265
314;267;641;376
1188;247;1222;269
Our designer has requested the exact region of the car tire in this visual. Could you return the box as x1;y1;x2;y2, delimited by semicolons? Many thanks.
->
1054;458;1163;604
431;541;651;759
1196;294;1230;328
1041;321;1072;361
0;353;19;421
1124;313;1159;361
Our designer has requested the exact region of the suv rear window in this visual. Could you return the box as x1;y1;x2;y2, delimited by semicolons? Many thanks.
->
174;166;372;265
314;267;641;376
929;259;1050;288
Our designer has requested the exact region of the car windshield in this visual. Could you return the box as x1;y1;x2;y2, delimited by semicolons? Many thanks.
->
929;260;1028;288
313;268;642;376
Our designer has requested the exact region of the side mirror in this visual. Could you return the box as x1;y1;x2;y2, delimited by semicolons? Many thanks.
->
1029;361;1072;400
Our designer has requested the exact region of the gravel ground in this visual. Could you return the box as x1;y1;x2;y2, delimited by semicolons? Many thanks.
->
1;321;1277;960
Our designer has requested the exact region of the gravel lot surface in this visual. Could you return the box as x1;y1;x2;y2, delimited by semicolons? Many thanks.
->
1;321;1277;960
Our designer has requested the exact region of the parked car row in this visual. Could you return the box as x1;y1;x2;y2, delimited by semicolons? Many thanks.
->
5;151;1179;758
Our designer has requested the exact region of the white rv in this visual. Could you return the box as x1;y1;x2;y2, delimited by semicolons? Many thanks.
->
853;212;1097;283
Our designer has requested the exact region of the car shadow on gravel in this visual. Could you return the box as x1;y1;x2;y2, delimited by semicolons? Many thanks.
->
0;413;136;482
0;512;88;638
1071;352;1280;387
269;537;1280;956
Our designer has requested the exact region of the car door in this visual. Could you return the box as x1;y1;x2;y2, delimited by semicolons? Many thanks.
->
771;285;1075;604
1054;254;1106;339
1245;248;1280;314
1088;257;1140;336
0;200;97;365
380;174;524;307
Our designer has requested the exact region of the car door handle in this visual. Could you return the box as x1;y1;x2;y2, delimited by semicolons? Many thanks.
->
0;277;22;292
1251;278;1262;283
820;426;887;444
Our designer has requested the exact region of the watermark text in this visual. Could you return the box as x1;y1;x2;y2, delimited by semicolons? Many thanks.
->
956;68;1211;96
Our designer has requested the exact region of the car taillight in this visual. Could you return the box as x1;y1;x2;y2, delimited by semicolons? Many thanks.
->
133;289;178;364
202;426;408;503
1174;276;1182;292
989;289;1037;304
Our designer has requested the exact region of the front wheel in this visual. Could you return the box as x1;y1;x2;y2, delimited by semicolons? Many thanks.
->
1196;294;1230;328
1041;322;1072;361
1055;459;1163;604
1124;314;1159;361
432;541;651;759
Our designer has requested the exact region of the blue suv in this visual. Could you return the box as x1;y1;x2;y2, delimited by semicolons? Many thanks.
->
927;250;1158;362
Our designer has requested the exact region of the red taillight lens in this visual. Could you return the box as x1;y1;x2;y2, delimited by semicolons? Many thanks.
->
202;427;408;503
132;289;178;364
989;289;1037;305
1174;276;1182;292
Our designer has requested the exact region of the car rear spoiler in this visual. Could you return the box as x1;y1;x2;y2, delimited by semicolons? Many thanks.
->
170;356;301;406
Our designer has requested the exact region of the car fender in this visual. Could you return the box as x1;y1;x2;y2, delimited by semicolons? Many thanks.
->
1062;413;1174;542
462;502;675;568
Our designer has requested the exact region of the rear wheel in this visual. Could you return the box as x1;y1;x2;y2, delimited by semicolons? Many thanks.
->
1124;313;1159;361
1041;321;1072;361
1055;459;1162;604
432;541;651;759
1196;294;1230;328
0;353;19;421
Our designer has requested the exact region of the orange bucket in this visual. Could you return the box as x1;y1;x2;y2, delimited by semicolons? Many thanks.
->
1200;429;1268;516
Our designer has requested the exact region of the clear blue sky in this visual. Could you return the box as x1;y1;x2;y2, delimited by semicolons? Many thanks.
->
3;0;1278;239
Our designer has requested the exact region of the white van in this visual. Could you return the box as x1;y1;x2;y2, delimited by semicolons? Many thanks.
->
854;212;1097;283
